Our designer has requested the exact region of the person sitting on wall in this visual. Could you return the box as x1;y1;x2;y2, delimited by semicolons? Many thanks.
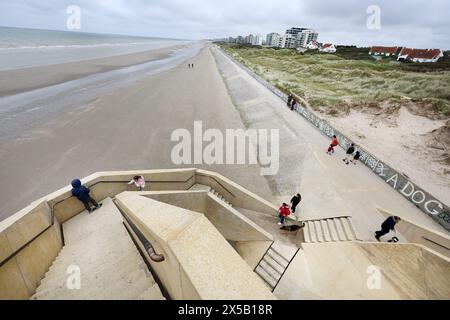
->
71;179;102;213
375;216;401;242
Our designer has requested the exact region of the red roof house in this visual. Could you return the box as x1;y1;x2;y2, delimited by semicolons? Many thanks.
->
398;48;444;63
369;46;399;56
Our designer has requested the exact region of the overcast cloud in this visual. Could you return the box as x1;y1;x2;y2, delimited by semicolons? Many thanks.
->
0;0;448;48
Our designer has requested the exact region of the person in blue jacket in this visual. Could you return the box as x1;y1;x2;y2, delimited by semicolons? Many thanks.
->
71;179;102;213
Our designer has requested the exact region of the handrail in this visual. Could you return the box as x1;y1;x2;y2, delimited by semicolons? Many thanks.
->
196;173;236;198
0;176;195;268
422;236;450;251
114;199;165;262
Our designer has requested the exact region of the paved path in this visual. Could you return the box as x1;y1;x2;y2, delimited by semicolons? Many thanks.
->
211;45;448;240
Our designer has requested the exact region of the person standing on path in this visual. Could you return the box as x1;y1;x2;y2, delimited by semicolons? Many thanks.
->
287;94;293;107
343;143;356;164
351;150;361;165
375;216;401;241
326;135;339;155
290;193;302;221
71;179;102;213
291;98;297;111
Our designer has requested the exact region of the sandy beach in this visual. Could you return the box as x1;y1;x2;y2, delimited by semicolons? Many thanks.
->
0;43;192;97
0;43;274;221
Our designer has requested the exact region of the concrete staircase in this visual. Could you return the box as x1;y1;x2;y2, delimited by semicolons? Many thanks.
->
254;243;298;291
31;197;164;300
189;183;233;207
302;216;359;243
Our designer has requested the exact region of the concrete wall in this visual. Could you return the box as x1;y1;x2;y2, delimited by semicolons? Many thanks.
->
116;192;275;300
0;201;62;299
217;46;450;232
0;168;275;300
196;169;278;216
274;241;450;299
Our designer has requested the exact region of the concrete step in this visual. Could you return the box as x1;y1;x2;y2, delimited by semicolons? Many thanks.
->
255;265;277;289
262;255;285;274
333;218;346;241
326;219;339;241
259;260;281;282
39;249;141;290
302;217;358;243
303;221;312;243
314;220;324;242
134;284;166;300
33;197;163;300
321;220;332;242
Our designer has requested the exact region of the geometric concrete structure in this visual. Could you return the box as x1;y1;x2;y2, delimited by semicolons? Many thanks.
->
1;168;449;300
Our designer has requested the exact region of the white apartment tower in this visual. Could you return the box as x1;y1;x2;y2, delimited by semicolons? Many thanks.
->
284;27;318;48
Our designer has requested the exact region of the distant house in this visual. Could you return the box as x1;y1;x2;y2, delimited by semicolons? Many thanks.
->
369;46;399;57
306;40;319;50
319;43;337;53
397;48;444;63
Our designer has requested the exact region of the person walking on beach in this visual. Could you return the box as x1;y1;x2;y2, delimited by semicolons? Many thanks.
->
343;143;356;164
278;203;291;226
375;216;401;241
351;150;361;165
326;135;339;155
128;175;146;191
71;179;102;213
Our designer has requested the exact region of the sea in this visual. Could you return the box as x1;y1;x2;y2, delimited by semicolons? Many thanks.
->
0;26;189;70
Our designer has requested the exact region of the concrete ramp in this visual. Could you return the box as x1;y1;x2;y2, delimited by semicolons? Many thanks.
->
31;198;163;300
274;242;450;300
115;192;276;300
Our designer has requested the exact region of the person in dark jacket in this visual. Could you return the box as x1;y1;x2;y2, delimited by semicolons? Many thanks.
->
343;143;356;164
287;94;293;107
71;179;102;213
291;99;297;111
375;216;401;241
351;150;361;165
290;193;302;214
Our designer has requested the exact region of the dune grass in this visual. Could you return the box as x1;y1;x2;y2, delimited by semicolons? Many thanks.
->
219;44;450;117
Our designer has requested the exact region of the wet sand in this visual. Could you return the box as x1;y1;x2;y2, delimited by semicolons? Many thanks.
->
0;43;192;97
0;43;274;221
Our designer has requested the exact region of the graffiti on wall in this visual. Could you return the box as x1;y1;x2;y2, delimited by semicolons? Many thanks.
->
220;47;450;231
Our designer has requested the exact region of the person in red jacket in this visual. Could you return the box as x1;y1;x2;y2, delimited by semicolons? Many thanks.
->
278;203;291;225
326;135;339;155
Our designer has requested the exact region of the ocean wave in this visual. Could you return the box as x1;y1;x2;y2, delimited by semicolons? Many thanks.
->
0;41;180;51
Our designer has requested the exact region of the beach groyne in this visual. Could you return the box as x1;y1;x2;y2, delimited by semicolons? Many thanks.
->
216;45;450;232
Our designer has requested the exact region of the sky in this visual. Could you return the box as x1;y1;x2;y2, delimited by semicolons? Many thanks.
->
0;0;449;48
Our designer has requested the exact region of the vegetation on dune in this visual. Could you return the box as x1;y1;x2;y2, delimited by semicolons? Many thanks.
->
218;43;450;118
